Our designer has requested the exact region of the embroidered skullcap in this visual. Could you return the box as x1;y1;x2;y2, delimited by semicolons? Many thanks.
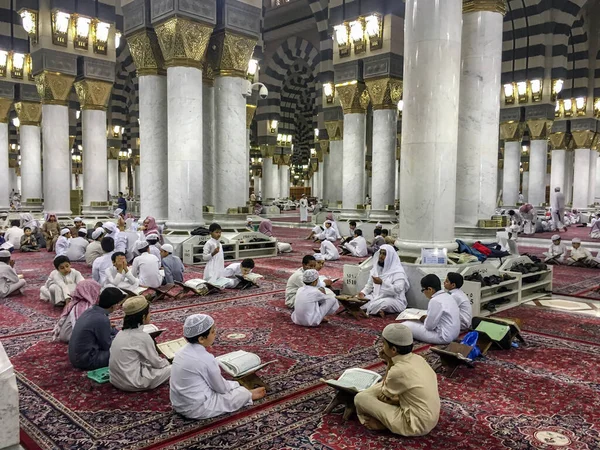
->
0;249;10;258
183;314;215;338
74;217;82;222
302;269;320;283
551;234;561;241
146;233;160;242
122;296;149;315
161;243;174;254
60;228;70;236
313;253;325;261
136;240;150;251
382;323;413;347
572;237;581;244
92;228;104;240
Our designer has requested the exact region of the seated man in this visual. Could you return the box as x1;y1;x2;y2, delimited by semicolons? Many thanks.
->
104;252;141;292
403;274;460;345
70;217;85;237
0;249;27;298
316;239;340;261
4;220;24;250
291;269;339;327
68;288;126;370
132;241;163;288
66;228;89;262
40;255;85;306
20;226;39;252
145;233;162;261
358;245;409;316
285;255;317;308
160;244;185;284
342;229;368;257
567;237;599;267
355;324;440;436
55;228;72;257
223;258;256;288
543;234;566;264
314;220;337;243
86;228;105;266
367;228;385;255
444;272;472;330
92;237;115;285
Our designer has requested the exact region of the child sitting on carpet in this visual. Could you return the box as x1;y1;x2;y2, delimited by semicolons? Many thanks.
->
291;269;339;327
354;324;440;436
109;296;171;391
40;255;85;306
0;249;27;298
170;314;266;419
222;258;258;288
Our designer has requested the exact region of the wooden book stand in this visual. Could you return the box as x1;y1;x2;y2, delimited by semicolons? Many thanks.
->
147;283;178;301
335;295;369;319
430;342;474;378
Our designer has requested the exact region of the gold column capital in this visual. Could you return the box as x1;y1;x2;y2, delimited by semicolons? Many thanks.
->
365;77;403;110
108;147;119;159
463;0;507;14
335;82;369;114
571;130;597;149
206;30;257;78
526;119;552;140
154;17;214;69
128;29;166;76
325;120;344;140
69;135;76;149
499;121;524;142
0;98;13;123
316;148;324;162
592;134;600;151
14;101;42;126
74;79;113;111
35;71;75;106
246;104;256;129
318;139;330;154
260;144;276;158
548;132;568;150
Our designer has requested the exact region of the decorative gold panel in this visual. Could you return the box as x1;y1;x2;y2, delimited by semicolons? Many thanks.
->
548;132;567;150
325;120;344;140
526;119;551;140
592;134;599;151
74;80;112;110
154;17;213;68
14;101;42;126
499;121;524;142
0;98;13;123
336;82;369;114
463;0;507;14
69;135;76;149
206;30;257;78
319;139;330;154
260;144;276;158
35;71;75;106
365;77;403;110
108;147;119;159
571;130;596;149
246;104;256;129
128;30;166;76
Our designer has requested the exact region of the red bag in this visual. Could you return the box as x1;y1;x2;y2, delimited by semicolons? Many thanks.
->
472;242;492;256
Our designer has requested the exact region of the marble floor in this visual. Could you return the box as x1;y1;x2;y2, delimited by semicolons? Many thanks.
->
525;294;600;317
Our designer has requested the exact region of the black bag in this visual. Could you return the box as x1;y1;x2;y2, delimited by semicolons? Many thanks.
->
191;226;210;236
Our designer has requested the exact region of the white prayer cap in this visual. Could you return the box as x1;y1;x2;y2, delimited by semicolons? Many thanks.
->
246;217;253;222
183;314;215;338
551;234;561;241
0;249;10;257
136;240;150;251
572;237;581;244
92;228;104;240
146;233;160;241
382;323;413;346
161;243;174;254
60;228;71;236
78;227;88;235
114;208;123;217
324;220;332;225
74;217;83;222
313;253;325;261
302;269;320;283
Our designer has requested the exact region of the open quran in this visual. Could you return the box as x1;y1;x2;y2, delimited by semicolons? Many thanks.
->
216;350;276;378
156;337;187;360
396;308;428;321
322;368;382;393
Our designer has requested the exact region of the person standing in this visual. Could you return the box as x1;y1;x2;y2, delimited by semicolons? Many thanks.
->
117;192;127;215
299;194;309;223
550;187;567;232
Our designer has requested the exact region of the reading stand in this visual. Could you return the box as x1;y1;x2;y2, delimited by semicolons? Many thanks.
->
234;372;270;391
147;283;179;301
174;281;209;297
323;388;357;421
430;342;474;378
335;295;369;320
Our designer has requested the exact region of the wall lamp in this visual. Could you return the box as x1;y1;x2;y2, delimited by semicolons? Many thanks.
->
19;9;38;44
93;20;111;54
323;82;334;104
52;11;70;47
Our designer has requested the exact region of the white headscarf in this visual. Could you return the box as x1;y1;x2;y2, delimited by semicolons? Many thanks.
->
369;244;409;291
102;222;119;238
20;213;39;230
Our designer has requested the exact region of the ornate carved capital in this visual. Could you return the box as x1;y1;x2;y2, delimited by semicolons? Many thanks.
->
318;139;330;154
246;104;256;129
14;101;42;126
108;147;120;159
548;132;568;150
154;17;214;69
365;77;403;110
206;30;257;78
0;98;13;123
69;136;76;149
128;30;166;76
463;0;507;14
336;82;369;114
74;80;113;111
499;121;524;142
571;130;597;149
325;121;344;141
592;134;600;152
35;71;75;106
260;144;276;158
527;119;552;140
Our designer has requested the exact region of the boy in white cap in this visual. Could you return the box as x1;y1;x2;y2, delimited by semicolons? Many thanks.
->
85;228;105;266
170;314;266;419
314;239;340;261
145;233;162;261
160;244;185;284
0;249;27;297
543;234;566;264
70;217;84;237
246;217;254;231
66;228;89;262
354;323;440;436
567;238;598;267
55;228;71;257
314;220;337;243
109;296;171;391
291;269;339;327
132;240;163;288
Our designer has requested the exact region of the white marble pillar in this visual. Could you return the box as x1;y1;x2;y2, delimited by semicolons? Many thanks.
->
342;113;366;209
573;148;591;209
20;124;42;203
253;174;261;196
214;76;246;214
502;141;520;206
565;150;575;205
9;168;18;194
322;152;330;203
329;141;344;206
246;129;251;200
108;159;118;196
0;122;8;210
139;75;168;221
455;7;503;225
42;105;71;215
82;109;108;213
262;157;279;200
596;160;600;202
371;109;396;211
395;159;401;201
119;169;128;193
318;169;324;200
203;83;215;207
279;164;289;198
521;172;529;201
399;0;462;251
134;166;140;197
588;151;597;205
550;149;566;193
528;140;547;206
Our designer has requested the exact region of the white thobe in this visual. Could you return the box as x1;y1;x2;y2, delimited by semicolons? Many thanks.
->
291;285;339;327
0;262;27;298
550;192;565;229
85;241;104;266
92;252;115;285
285;268;304;308
591;221;600;238
223;262;244;288
4;226;24;250
344;236;368;257
448;288;472;331
40;269;84;306
66;237;89;262
109;327;171;392
170;343;252;420
55;236;70;257
131;252;163;288
319;240;340;261
544;243;567;263
299;198;308;221
568;246;597;265
403;291;461;344
360;272;408;315
149;245;161;261
103;266;140;291
317;227;337;242
203;238;225;282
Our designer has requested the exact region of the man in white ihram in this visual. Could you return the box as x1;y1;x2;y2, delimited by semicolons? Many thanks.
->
550;187;567;232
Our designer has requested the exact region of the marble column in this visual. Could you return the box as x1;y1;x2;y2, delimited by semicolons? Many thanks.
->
455;1;504;226
262;156;279;200
528;139;548;206
134;166;141;197
502;141;521;206
0;116;8;211
203;81;215;207
322;152;330;203
588;151;597;205
9;168;19;193
119;168;128;193
253;174;261;196
329;140;344;206
246;105;256;201
550;148;566;193
279;164;289;198
573;148;590;209
565;150;575;205
15;102;42;205
521;172;529;201
399;0;462;251
108;158;119;196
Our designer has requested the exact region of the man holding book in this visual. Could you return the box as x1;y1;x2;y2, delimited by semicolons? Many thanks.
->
291;269;339;327
354;324;440;436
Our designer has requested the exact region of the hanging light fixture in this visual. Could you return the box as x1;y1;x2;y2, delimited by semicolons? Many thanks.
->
270;119;278;134
247;59;259;78
551;79;563;101
19;9;38;43
516;81;528;103
112;125;121;137
575;97;586;116
530;79;542;102
348;19;365;54
323;82;334;104
74;15;92;50
93;21;110;54
365;14;383;50
503;83;515;104
11;53;25;79
333;24;350;57
563;98;573;117
51;11;70;46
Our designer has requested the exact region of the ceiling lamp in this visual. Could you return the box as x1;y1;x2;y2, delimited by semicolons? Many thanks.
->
365;14;383;50
333;24;350;57
503;83;515;105
530;79;542;102
74;15;91;50
19;10;38;43
349;19;365;54
52;11;70;46
93;21;110;54
11;53;25;79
